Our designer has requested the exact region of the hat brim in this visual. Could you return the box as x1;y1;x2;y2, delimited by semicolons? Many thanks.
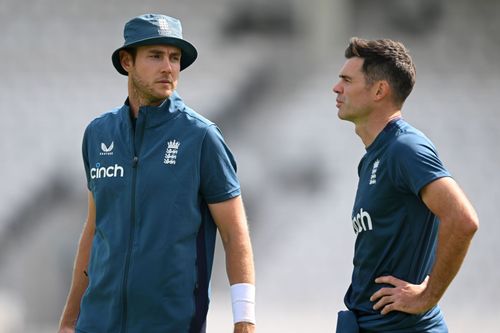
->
112;37;198;75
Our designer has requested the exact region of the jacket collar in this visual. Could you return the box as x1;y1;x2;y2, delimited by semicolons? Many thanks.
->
121;91;185;128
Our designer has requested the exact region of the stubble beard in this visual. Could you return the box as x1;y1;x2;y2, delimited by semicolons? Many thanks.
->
130;72;170;107
337;106;350;121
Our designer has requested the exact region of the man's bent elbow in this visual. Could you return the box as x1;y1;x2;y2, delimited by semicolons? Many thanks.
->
462;213;479;238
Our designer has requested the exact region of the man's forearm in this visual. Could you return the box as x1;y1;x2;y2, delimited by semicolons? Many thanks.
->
420;177;479;307
59;219;94;329
59;269;89;327
424;214;477;304
224;234;255;285
208;196;256;330
224;234;256;330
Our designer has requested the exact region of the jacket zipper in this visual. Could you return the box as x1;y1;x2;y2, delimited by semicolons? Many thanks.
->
120;110;146;333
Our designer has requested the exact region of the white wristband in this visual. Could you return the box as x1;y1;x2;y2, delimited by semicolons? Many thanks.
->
230;283;256;324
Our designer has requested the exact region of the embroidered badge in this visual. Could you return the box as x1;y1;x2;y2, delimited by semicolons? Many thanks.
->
369;159;379;185
164;140;180;165
157;18;173;36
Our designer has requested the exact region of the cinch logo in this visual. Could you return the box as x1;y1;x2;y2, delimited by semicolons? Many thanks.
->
90;163;124;179
352;208;373;235
100;142;114;156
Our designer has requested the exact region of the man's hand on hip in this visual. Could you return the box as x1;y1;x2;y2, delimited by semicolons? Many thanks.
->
370;275;436;315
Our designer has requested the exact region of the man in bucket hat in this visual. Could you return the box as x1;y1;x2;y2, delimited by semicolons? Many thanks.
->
58;14;256;333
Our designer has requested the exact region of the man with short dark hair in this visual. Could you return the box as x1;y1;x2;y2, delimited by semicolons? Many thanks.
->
58;14;256;333
333;37;478;332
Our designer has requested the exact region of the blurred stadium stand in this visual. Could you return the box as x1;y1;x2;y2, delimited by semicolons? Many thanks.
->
1;0;499;332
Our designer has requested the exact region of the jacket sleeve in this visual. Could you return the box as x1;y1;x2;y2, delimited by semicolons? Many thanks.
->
199;125;241;203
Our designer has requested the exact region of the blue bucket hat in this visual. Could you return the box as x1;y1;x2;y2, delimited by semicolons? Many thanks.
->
112;14;198;75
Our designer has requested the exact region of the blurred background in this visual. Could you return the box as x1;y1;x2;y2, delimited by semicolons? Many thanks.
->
1;0;499;332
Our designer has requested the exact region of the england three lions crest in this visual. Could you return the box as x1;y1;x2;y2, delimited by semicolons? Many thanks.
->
164;140;180;165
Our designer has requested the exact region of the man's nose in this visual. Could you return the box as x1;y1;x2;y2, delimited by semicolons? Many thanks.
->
162;59;173;73
332;82;342;94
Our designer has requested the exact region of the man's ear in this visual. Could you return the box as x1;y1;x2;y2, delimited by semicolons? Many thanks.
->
373;80;390;102
119;50;133;74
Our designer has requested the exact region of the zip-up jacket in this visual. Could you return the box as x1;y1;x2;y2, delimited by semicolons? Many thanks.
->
76;92;241;333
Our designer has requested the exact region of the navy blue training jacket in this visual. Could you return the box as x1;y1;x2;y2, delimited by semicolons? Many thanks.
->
76;92;241;333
